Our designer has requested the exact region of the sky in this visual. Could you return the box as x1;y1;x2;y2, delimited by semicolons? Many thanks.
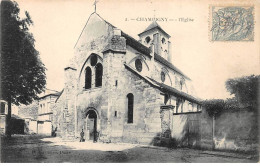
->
16;0;260;100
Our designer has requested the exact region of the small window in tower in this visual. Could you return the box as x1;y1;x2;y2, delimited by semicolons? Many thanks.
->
180;78;185;90
135;59;142;72
162;37;166;44
114;111;117;117
90;54;98;66
161;71;165;82
145;36;151;44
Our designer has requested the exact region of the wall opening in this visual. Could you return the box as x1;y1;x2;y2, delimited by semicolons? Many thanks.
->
85;67;92;89
127;93;134;123
95;63;103;87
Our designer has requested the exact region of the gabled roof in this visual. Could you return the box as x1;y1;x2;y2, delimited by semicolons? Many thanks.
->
138;21;171;38
75;13;190;80
55;89;64;103
74;12;115;48
38;92;61;100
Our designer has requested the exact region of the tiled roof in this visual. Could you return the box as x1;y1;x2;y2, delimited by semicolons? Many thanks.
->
121;32;151;57
121;32;191;80
154;53;191;80
148;77;201;104
124;64;201;104
138;21;171;38
124;64;159;88
76;13;190;80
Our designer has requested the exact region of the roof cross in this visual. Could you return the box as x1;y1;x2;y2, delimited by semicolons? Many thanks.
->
93;0;99;13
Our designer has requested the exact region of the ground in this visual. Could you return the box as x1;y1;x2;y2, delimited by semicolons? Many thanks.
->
0;135;258;163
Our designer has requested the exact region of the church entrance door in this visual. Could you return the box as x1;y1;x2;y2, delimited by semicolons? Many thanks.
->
86;110;97;142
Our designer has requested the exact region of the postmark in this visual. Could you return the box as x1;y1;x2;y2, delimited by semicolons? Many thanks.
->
209;6;254;41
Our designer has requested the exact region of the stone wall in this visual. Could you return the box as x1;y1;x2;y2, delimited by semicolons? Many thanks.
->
171;112;203;148
52;92;66;138
169;107;259;152
54;12;201;145
120;70;162;144
214;108;258;152
99;49;163;145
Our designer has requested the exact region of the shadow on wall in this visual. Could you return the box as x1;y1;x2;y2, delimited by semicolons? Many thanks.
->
150;130;189;149
150;114;195;149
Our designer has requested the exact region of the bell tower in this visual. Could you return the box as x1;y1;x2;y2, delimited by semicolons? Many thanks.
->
138;21;172;62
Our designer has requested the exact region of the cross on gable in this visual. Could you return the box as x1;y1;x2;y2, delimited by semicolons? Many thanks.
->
93;0;99;13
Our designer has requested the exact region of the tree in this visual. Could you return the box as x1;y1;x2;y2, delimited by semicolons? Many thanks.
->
226;75;259;108
1;0;46;135
202;75;259;149
202;99;225;117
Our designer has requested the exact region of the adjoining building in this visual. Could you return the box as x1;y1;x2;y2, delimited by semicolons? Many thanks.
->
36;90;60;135
12;89;61;136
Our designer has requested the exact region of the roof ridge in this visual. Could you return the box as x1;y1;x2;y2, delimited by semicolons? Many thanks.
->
138;21;170;37
75;13;189;79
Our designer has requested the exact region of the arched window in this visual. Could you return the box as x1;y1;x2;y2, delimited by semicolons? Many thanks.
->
95;63;103;87
127;93;134;123
162;37;166;44
135;59;142;72
85;67;92;89
161;71;166;82
145;36;151;44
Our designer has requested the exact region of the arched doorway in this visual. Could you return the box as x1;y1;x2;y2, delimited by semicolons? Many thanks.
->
86;110;98;142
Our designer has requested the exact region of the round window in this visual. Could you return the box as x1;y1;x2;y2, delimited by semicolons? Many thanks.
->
135;59;142;72
161;72;165;82
90;54;97;66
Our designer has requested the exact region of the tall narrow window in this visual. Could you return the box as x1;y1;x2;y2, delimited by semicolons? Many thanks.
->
127;93;134;123
85;67;92;89
95;63;103;87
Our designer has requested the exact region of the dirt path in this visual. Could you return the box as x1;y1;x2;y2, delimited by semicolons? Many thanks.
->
0;135;258;163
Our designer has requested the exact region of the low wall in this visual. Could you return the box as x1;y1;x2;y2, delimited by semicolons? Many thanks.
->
171;111;210;148
29;120;38;134
167;107;257;152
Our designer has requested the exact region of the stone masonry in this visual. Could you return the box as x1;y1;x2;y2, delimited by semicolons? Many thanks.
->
52;12;202;146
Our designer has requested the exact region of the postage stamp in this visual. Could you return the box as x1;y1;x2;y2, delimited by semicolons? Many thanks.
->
209;6;254;41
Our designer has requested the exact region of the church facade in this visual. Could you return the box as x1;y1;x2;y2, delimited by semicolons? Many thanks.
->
53;12;202;145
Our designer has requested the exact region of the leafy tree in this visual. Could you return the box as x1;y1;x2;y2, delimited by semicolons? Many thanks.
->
1;0;46;135
203;75;259;117
202;99;225;117
226;75;259;108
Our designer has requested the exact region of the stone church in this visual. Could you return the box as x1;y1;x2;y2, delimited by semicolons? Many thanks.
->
53;12;202;145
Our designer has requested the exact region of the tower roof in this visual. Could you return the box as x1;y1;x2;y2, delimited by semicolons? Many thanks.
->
138;21;171;38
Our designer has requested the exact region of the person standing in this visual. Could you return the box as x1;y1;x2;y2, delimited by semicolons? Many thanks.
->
80;129;85;142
